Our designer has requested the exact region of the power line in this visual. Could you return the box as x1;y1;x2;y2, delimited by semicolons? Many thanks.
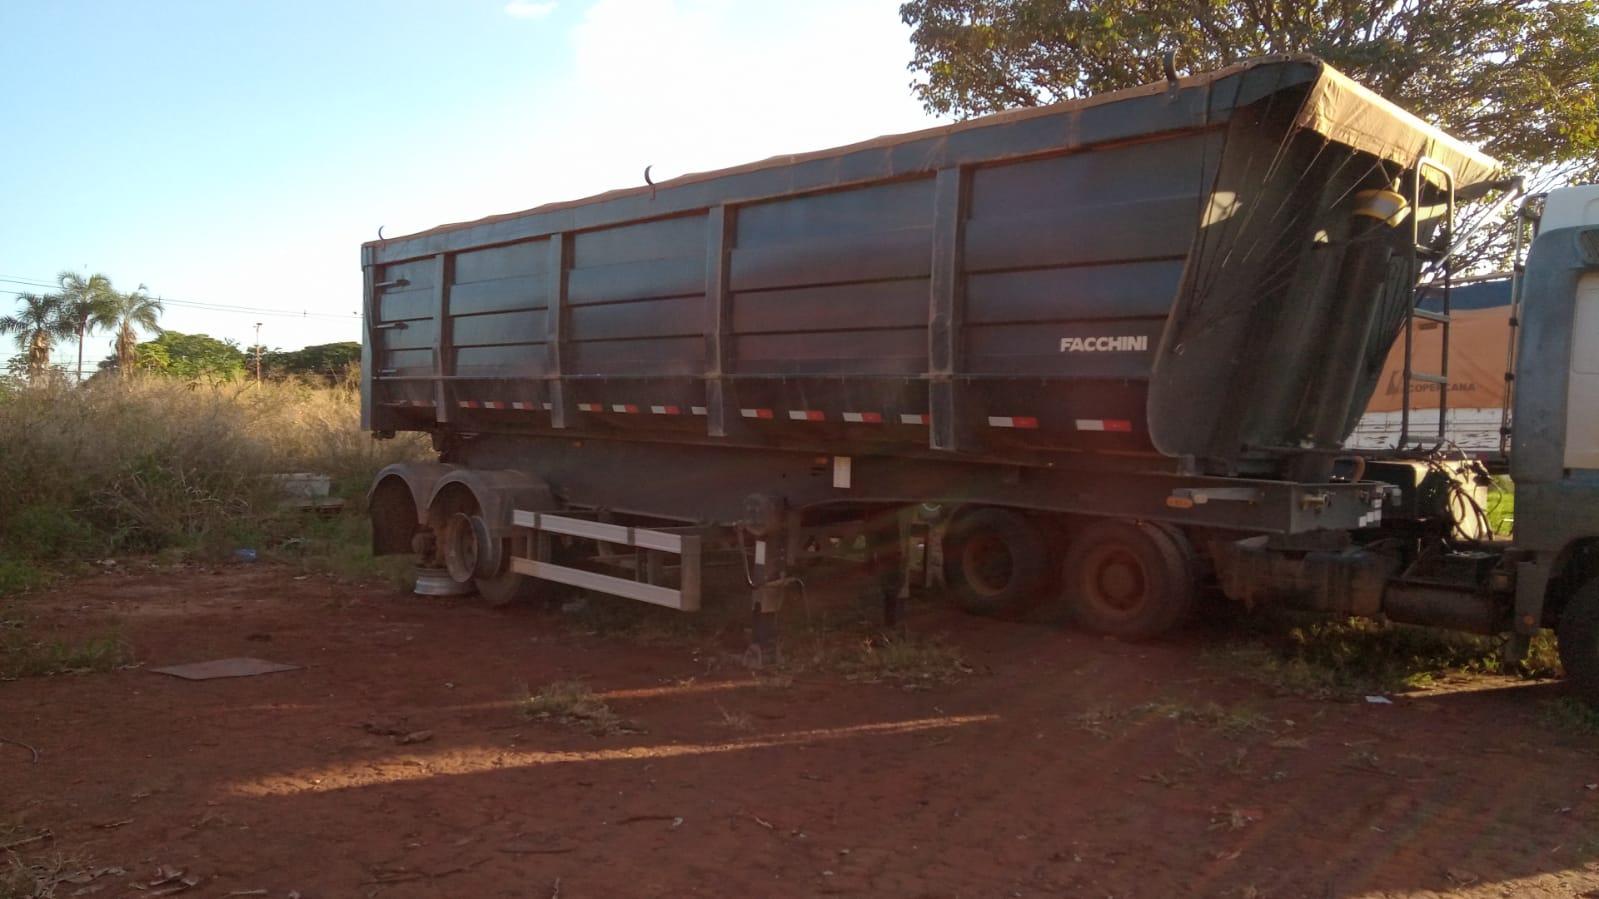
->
0;275;359;319
0;284;359;321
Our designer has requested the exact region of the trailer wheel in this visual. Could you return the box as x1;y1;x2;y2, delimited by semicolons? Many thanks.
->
1557;578;1599;707
1062;520;1195;639
441;509;539;607
943;508;1051;617
475;565;540;607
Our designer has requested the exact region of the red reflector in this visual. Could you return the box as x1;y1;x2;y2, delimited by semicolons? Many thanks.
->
1105;419;1133;432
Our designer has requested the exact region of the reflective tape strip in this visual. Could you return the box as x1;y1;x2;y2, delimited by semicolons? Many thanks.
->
900;413;929;425
542;402;552;411
842;412;883;424
612;404;640;414
691;406;708;416
988;416;1039;429
1075;419;1133;432
458;400;480;409
578;403;601;412
789;410;825;421
510;402;533;410
741;408;774;419
398;400;433;407
483;401;505;410
650;405;681;415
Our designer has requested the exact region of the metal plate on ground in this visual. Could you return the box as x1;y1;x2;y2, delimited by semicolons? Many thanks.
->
150;658;301;680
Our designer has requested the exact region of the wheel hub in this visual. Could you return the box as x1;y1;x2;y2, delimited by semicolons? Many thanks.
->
442;512;500;584
963;534;1016;598
1090;548;1147;612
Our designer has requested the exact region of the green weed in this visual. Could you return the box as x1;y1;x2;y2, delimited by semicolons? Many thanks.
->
1521;631;1564;679
1487;476;1515;536
0;506;98;561
252;511;413;585
1537;696;1599;736
0;561;47;597
1213;611;1515;698
0;630;129;680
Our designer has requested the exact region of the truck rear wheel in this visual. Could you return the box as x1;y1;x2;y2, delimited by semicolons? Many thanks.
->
1557;578;1599;707
943;508;1051;617
1062;520;1195;639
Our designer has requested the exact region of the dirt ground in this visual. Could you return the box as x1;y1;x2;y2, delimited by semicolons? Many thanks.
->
2;563;1597;899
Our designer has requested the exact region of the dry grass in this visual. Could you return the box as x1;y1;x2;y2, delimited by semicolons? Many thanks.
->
1076;698;1274;740
0;851;94;899
1132;699;1275;736
0;817;101;899
0;377;428;571
799;631;972;685
520;681;629;735
714;704;755;733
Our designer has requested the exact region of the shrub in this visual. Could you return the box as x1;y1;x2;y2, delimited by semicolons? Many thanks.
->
0;377;429;561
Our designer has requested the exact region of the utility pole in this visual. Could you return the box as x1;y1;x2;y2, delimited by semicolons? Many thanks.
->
254;322;263;381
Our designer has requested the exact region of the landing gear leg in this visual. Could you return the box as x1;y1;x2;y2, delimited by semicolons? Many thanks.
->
867;508;907;628
743;494;792;669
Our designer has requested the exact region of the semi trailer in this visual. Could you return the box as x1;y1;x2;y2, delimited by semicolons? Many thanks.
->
361;55;1599;703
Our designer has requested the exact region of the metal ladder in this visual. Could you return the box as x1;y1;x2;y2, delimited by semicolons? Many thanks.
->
1499;193;1541;458
1398;159;1456;449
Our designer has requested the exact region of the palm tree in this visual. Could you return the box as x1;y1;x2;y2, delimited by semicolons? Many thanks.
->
0;292;74;383
95;285;164;378
57;270;117;383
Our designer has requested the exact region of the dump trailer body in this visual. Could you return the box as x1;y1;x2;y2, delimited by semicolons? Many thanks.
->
360;57;1599;697
363;56;1497;479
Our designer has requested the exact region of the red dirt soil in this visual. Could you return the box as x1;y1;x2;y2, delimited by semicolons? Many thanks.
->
2;564;1596;899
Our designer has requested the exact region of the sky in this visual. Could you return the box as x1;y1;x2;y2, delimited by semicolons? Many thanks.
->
0;0;939;366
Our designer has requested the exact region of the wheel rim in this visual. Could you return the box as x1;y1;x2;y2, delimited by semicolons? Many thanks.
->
961;533;1016;599
442;512;479;584
1081;544;1149;616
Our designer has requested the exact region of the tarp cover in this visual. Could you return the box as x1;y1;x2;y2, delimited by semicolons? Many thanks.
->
1292;64;1500;194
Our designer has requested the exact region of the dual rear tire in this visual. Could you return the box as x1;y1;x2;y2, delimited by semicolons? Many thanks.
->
944;508;1196;639
1061;520;1196;639
944;508;1052;617
1557;579;1599;707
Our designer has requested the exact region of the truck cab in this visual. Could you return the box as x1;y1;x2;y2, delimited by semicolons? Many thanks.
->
1510;185;1599;697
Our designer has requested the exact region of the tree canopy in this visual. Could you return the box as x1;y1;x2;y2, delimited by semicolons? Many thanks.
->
100;286;164;379
0;293;73;383
56;271;116;383
134;331;247;380
260;341;361;384
900;0;1599;183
